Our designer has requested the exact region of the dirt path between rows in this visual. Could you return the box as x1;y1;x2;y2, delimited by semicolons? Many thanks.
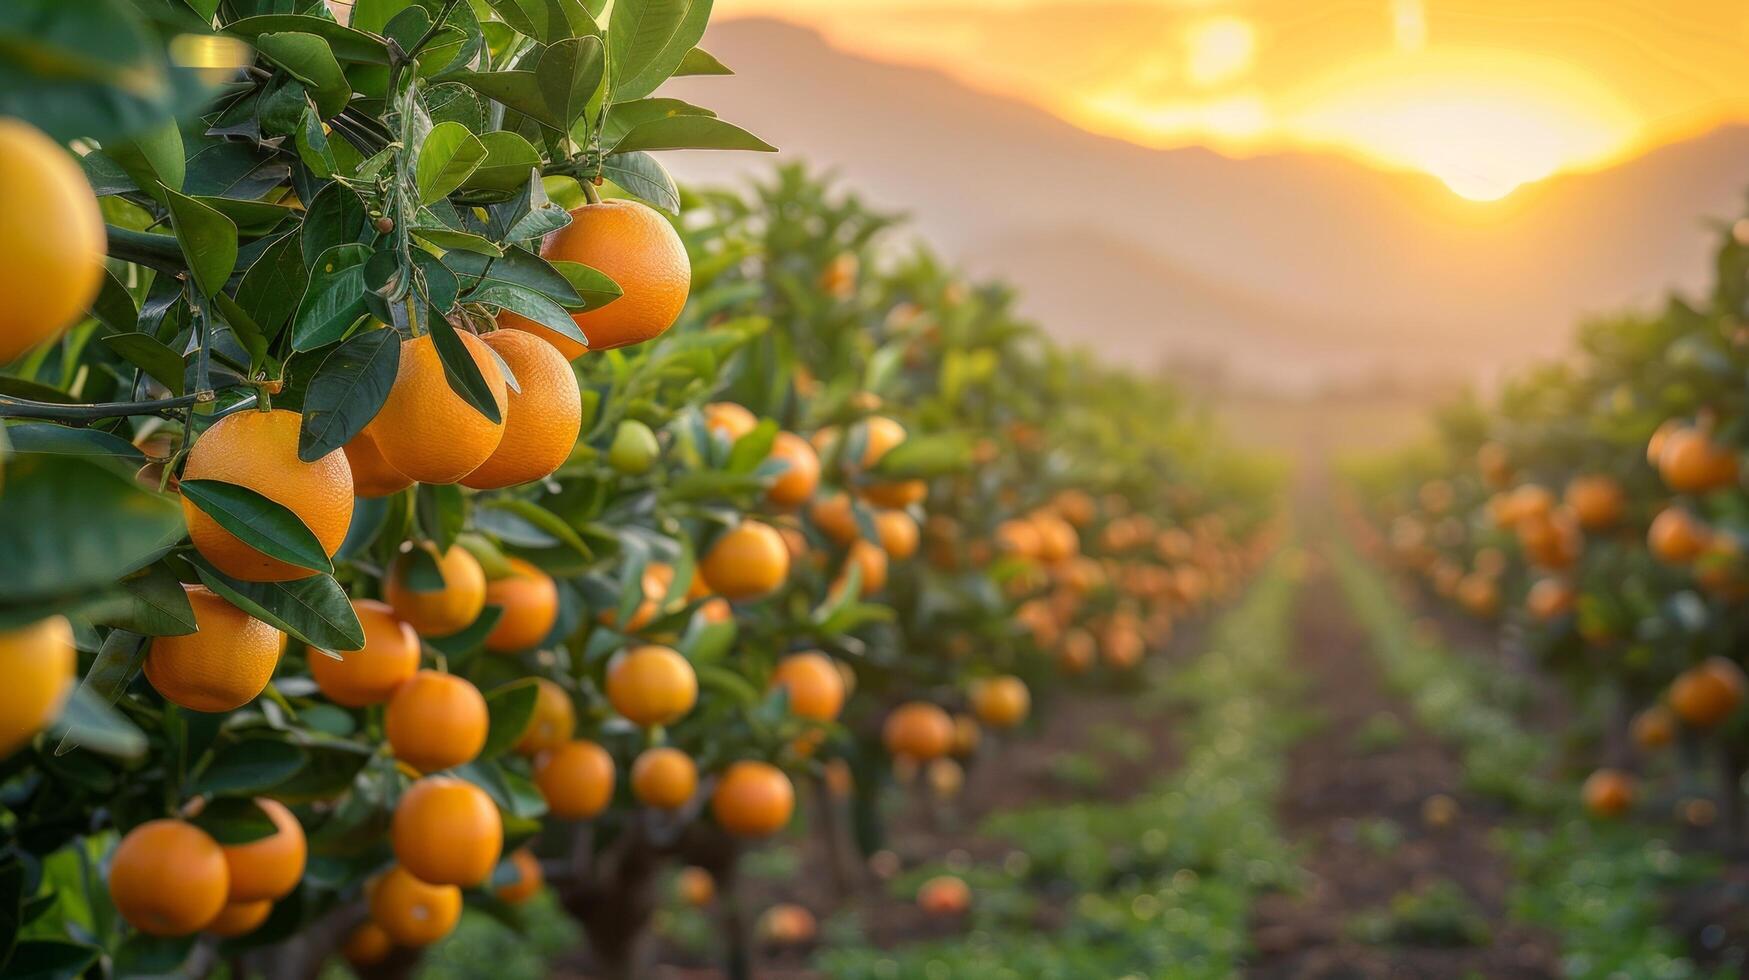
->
1246;556;1559;979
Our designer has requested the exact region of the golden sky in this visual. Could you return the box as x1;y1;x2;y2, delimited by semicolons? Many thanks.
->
714;0;1749;200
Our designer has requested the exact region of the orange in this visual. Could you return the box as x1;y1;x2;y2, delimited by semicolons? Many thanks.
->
1476;441;1512;489
369;865;461;946
1418;479;1454;515
370;332;509;484
311;599;420;707
770;652;845;721
1517;509;1583;570
766;431;821;508
533;739;615;819
1581;769;1635;818
1657;426;1739;494
809;492;862;546
598;562;675;632
994;519;1043;559
1668;657;1745;728
206;899;272;937
496;849;543;904
951;714;981;756
969;675;1030;729
1631;705;1676;750
1100;622;1144;669
461;329;582;488
386;544;487;637
704;401;758;442
0;615;75;756
0;119;106;363
631;746;698;810
1054;489;1096;527
759;903;816;944
1648;508;1709;564
874;510;919;560
861;478;926;509
108;819;229;936
516;678;576;755
1564;475;1625;529
677;866;715;906
1525;578;1576;621
882;702;954;760
1455;573;1499;618
819;252;857;298
342;922;393;966
393;776;503;887
700;521;790;600
835;540;887;597
181;408;354;581
222;798;306;902
145;585;283;713
501;199;690;357
856;416;907;468
342;426;413;498
1647;419;1682;466
710;760;794;837
1031;514;1079;563
1058;629;1096;673
483;558;560;652
385;670;489;772
916;875;970;915
605;645;697;726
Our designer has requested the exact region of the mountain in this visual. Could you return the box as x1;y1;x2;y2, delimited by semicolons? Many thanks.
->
662;17;1749;390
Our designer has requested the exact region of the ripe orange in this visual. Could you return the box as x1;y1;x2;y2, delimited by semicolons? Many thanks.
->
994;519;1043;559
181;408;353;581
809;492;862;546
1630;705;1676;750
882;702;954;760
370;865;461;946
770;652;845;721
342;922;393;966
461;329;582;489
108;819;229;936
0;615;75;756
605;645;697;726
342;426;413;498
0;119;106;363
370;332;509;484
835;540;888;597
916;875;970;915
206;899;272;937
385;670;489;772
501;199;690;358
969;675;1030;729
533;739;615;818
1032;514;1079;563
393;776;503;887
222;798;306;902
819;252;857;298
700;521;791;600
710;760;795;837
1657;426;1739;494
1057;629;1096;674
766;431;821;508
1648;508;1709;564
1476;441;1512;489
1564;475;1625;529
856;416;906;467
951;714;981;757
1581;768;1635;818
861;478;926;509
496;849;543;904
483;558;560;653
1668;657;1745;728
385;544;487;637
1525;578;1576;621
145;586;283;713
631;746;698;810
1054;489;1096;527
677;866;715;906
1455;573;1499;618
311;599;420;707
1100;622;1144;669
516;678;576;755
874;510;919;560
704;401;758;442
598;561;675;632
758;903;816;944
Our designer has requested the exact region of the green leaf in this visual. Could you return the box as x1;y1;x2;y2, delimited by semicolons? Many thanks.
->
416;121;488;205
461;132;543;194
4;940;101;980
48;683;146;761
426;605;503;659
481;500;592;558
696;663;759;706
256;32;350;118
427;308;503;424
235;231;307;341
97;563;198;637
266;741;372;802
226;15;392;64
191;196;297;238
608;0;714;103
52;629;147;757
872;433;971;478
299;328;400;462
468;282;585;347
99;333;185;396
104;118;185;201
549;259;624;310
163;188;239;298
188;559;365;650
454;759;546;818
3;424;144;464
291;243;372;350
673;46;731;76
448;70;562;131
416;483;465;552
610;114;774;154
600;96;712;148
484;0;596;44
179;479;333;575
448;246;581;306
480;678;541;759
410;224;504;257
600;151;679;214
535;35;603;131
188;797;274;845
0;455;182;605
189;739;307;796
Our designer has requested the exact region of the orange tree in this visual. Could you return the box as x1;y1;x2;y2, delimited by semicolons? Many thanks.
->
1344;205;1749;834
0;4;1276;979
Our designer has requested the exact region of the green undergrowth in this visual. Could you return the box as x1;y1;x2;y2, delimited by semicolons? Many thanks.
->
814;552;1310;979
1332;542;1720;980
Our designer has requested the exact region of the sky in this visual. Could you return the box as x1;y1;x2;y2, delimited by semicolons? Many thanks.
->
712;0;1749;201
